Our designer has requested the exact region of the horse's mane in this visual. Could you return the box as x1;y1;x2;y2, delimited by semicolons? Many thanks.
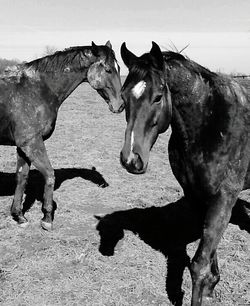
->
163;51;217;82
124;51;217;88
24;45;117;73
24;47;86;72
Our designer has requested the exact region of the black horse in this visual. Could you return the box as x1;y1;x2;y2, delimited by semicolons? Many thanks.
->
119;42;250;305
96;198;250;306
0;40;124;230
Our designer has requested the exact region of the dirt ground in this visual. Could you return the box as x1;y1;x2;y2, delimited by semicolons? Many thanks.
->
0;80;249;306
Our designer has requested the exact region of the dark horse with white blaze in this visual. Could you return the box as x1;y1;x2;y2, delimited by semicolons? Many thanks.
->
0;41;124;231
119;42;250;305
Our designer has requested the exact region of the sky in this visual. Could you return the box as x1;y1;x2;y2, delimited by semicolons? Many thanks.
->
0;0;249;75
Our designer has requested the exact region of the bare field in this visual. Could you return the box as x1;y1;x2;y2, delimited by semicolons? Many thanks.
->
0;79;249;306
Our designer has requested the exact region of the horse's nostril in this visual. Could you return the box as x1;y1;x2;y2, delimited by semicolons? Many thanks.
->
118;103;125;113
120;151;130;168
108;104;114;112
133;153;143;171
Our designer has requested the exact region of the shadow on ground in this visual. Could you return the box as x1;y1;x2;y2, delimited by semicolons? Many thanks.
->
0;167;109;213
96;197;250;306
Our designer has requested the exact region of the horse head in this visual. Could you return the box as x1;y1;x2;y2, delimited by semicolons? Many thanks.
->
87;41;124;113
120;42;172;174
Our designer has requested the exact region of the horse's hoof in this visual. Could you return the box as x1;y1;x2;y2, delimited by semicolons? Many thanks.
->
41;221;53;231
12;213;27;223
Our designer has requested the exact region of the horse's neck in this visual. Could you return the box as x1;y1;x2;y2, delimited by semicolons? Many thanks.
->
24;51;95;106
168;68;212;148
41;70;88;104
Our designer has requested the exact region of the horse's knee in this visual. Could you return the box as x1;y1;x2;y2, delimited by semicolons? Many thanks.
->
203;273;220;298
191;259;219;298
191;258;209;278
191;259;209;290
46;173;55;187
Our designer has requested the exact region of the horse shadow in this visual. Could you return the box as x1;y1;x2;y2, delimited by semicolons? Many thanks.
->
96;197;250;306
0;166;109;214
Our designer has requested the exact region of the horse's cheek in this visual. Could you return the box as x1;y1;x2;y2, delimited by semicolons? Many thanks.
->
87;66;105;89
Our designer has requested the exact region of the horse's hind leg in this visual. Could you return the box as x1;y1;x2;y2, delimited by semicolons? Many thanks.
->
231;198;250;233
11;148;31;226
242;162;250;190
20;137;55;231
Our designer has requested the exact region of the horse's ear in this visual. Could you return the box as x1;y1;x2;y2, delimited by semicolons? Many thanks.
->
120;42;138;69
91;41;99;56
150;41;164;71
105;40;112;49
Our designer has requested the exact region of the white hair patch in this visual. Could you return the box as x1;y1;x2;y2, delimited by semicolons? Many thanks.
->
125;131;135;163
130;131;134;151
132;81;146;99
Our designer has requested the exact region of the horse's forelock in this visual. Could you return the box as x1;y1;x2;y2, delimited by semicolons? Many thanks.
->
123;63;149;89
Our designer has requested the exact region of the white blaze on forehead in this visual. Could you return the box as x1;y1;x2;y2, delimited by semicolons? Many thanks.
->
130;131;134;151
127;130;135;163
132;81;146;99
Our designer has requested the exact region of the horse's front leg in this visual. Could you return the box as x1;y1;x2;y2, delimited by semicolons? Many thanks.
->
11;148;31;225
201;251;220;299
20;137;55;230
190;189;238;306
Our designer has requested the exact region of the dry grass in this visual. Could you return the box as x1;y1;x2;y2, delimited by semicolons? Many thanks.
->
0;78;249;306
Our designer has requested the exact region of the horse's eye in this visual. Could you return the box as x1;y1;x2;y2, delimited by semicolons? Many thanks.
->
102;63;112;73
154;95;162;103
105;67;112;73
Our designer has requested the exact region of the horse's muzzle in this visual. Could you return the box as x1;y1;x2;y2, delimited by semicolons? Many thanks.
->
109;102;125;113
120;151;145;174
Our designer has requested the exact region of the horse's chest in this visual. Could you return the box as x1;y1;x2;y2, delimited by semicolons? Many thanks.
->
170;136;248;199
169;138;229;197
